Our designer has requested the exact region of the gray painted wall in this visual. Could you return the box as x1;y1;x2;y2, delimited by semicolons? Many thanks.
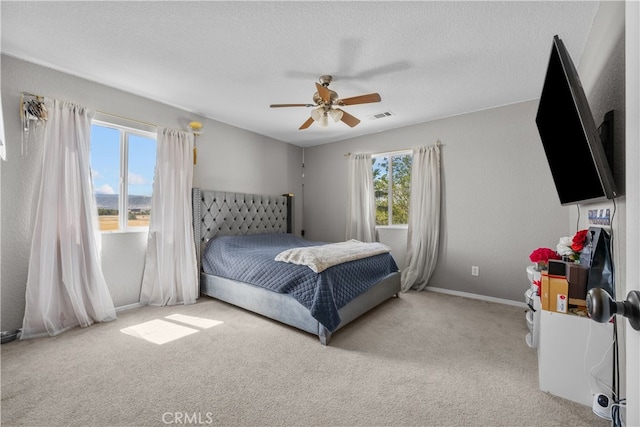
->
574;1;627;295
0;55;302;330
303;100;569;303
303;1;629;308
0;1;636;420
573;0;630;414
303;2;638;417
0;2;637;420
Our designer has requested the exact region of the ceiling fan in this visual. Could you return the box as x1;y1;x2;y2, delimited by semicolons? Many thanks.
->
270;75;381;130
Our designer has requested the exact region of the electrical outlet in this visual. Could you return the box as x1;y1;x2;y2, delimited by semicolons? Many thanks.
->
471;266;479;276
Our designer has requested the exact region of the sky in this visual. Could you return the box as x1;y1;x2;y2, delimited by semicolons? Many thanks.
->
90;124;156;197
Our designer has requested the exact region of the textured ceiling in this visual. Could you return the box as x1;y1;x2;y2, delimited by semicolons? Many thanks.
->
1;1;600;147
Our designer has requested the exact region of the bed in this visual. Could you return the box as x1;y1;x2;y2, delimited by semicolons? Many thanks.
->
192;187;401;345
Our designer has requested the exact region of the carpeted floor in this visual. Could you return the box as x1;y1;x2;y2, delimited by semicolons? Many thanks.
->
1;290;609;426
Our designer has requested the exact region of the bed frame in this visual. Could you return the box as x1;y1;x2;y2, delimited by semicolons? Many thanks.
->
192;187;400;345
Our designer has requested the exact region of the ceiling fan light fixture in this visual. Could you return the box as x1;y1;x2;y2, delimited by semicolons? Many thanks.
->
270;75;381;130
329;108;343;122
311;107;323;122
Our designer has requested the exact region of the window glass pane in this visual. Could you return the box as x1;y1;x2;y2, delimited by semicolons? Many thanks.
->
391;154;412;225
91;124;121;231
373;156;389;226
127;133;156;228
372;153;412;226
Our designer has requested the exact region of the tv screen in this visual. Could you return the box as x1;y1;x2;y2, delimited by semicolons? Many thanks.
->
535;35;617;205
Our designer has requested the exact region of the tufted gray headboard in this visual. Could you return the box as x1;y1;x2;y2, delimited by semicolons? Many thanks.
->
192;188;293;272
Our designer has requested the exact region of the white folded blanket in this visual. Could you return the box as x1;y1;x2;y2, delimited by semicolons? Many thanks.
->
274;239;391;273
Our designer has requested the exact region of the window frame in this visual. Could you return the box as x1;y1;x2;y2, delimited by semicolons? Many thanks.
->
91;114;157;233
373;149;412;227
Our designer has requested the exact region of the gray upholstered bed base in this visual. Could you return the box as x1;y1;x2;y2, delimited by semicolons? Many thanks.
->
201;272;400;345
192;187;401;345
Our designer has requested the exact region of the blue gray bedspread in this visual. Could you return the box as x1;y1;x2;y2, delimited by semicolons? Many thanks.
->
202;233;399;331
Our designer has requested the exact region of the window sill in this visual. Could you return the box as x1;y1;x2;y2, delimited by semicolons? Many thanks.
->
375;225;408;230
101;229;149;235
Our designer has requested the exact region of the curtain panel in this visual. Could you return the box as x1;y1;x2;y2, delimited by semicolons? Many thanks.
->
21;99;116;339
140;128;198;306
346;153;377;242
401;144;442;292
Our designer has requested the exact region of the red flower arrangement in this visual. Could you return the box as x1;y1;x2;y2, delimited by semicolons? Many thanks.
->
571;229;588;253
557;229;588;262
529;247;561;266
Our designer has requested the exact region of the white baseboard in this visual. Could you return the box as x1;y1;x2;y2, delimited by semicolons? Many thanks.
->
115;302;143;312
424;286;528;309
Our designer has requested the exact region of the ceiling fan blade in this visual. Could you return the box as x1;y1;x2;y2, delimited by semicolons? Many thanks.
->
270;103;314;108
315;82;331;103
338;93;381;106
337;109;361;127
299;117;314;130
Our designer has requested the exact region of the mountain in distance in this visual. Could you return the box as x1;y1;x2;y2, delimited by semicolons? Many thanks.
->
95;194;152;210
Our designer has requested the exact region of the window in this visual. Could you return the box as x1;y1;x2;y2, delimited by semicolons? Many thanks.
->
90;116;156;232
373;151;412;226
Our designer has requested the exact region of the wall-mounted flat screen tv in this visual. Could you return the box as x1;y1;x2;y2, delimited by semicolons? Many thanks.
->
535;35;617;205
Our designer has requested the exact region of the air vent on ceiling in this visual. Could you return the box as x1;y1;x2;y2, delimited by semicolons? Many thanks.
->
368;111;394;120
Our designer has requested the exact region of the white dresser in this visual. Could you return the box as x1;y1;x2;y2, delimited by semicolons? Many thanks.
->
526;266;615;407
537;310;613;406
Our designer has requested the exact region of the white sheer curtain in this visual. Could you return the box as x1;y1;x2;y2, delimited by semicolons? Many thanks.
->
21;99;116;339
346;153;376;242
401;144;442;292
140;128;197;306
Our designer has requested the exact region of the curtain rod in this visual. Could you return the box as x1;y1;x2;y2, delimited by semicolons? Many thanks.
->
344;140;442;157
21;91;201;164
94;110;158;129
21;91;159;129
